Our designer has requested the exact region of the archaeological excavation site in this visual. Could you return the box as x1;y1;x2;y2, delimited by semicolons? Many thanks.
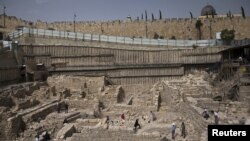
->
1;3;250;141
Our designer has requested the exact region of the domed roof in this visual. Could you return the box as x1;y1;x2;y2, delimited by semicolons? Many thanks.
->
201;5;217;16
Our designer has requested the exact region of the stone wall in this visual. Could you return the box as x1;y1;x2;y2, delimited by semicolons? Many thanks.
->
1;15;250;40
47;75;105;93
15;99;40;111
18;40;224;84
5;115;26;140
0;67;20;84
0;43;24;84
0;82;41;108
0;50;17;67
20;44;223;67
0;90;15;107
70;128;166;141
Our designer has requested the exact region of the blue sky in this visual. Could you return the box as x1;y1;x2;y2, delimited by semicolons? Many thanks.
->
0;0;249;22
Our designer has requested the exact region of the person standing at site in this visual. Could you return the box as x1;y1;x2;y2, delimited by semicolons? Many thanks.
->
35;132;40;141
105;116;110;129
214;111;219;125
20;64;26;81
180;122;186;138
44;131;51;141
171;123;176;140
121;113;125;120
134;119;141;131
64;103;69;113
202;109;209;120
148;111;156;123
121;113;125;125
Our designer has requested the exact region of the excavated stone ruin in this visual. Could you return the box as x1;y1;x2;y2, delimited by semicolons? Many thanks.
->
0;72;249;141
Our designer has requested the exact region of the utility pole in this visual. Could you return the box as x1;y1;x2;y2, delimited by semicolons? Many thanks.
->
74;14;76;32
3;5;5;28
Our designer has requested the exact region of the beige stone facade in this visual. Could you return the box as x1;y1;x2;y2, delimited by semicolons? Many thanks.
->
1;15;250;40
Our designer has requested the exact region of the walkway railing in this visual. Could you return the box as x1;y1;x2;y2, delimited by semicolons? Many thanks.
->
8;27;218;47
215;39;250;47
8;27;250;47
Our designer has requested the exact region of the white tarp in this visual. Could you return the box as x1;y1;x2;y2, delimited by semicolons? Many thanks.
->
2;41;12;50
216;32;221;40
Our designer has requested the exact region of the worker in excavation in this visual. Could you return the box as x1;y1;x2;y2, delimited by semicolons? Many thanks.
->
180;122;186;138
19;64;26;81
121;113;125;120
214;112;219;125
121;113;125;125
35;132;40;141
105;116;110;129
148;111;156;123
202;109;209;120
43;131;51;141
171;123;176;140
134;119;141;131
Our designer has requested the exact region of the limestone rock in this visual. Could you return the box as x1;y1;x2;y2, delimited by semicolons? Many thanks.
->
56;124;76;140
61;88;71;98
13;88;27;98
50;86;56;96
126;96;133;105
116;86;125;103
93;99;102;118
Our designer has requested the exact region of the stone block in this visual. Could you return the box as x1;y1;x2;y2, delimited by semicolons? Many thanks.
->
56;124;76;140
23;101;59;122
80;88;88;98
33;82;41;90
0;95;14;107
98;86;104;95
93;99;102;118
50;86;56;96
116;86;125;103
231;107;237;113
6;115;26;140
126;96;133;105
13;88;27;98
61;88;71;98
15;99;40;110
26;85;38;95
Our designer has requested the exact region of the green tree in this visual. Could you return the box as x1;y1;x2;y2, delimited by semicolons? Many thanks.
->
159;10;162;20
195;20;203;40
221;29;235;45
189;12;193;19
241;6;246;19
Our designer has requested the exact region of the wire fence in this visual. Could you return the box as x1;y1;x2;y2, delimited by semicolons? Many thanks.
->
8;27;250;47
